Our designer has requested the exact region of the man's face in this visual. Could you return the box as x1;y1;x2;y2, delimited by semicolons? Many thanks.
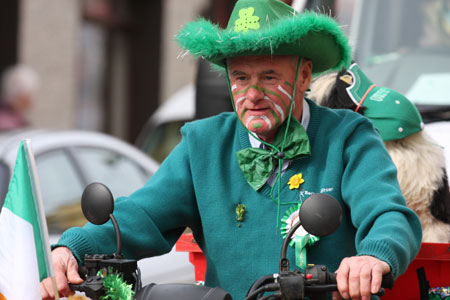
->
228;55;310;141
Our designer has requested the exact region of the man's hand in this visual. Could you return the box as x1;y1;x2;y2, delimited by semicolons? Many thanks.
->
332;255;391;300
41;247;83;300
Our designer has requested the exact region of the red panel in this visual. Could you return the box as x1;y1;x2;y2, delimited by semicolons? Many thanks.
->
176;233;206;282
383;243;450;299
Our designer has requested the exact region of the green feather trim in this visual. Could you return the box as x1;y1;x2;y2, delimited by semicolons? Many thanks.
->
176;12;351;74
98;267;135;300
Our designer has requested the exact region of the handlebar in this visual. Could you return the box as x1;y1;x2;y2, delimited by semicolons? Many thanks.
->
69;253;140;300
245;265;395;300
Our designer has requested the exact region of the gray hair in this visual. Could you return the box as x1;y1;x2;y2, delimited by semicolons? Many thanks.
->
1;65;40;103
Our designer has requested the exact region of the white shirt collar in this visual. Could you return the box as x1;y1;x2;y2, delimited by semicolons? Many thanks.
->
249;98;310;148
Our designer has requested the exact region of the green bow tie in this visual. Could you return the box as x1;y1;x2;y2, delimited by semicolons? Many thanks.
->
236;118;311;191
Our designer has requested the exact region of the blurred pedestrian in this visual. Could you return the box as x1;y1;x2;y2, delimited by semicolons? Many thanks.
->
0;65;40;131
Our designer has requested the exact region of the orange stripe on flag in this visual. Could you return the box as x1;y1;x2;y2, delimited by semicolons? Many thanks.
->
0;292;7;300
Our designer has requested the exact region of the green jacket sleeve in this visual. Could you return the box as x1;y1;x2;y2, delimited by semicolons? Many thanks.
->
340;117;422;277
56;128;201;263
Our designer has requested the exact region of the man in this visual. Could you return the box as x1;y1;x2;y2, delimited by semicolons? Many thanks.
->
42;1;422;299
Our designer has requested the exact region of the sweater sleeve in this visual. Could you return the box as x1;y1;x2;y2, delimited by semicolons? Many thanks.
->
55;126;200;263
340;117;422;278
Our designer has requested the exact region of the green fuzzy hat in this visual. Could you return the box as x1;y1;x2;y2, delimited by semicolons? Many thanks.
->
339;63;424;141
176;0;351;74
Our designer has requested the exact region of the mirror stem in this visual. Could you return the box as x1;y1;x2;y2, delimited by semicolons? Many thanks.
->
110;213;123;258
279;220;302;272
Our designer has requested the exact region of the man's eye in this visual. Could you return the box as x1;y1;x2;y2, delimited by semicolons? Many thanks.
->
264;76;276;81
237;76;247;81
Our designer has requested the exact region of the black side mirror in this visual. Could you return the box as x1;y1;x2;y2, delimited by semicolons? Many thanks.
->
81;182;114;225
299;193;342;237
81;182;123;257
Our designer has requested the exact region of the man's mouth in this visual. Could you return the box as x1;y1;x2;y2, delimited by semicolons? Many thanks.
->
246;107;271;115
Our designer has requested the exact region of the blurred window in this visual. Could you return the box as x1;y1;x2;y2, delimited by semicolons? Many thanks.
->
74;147;148;198
36;149;85;234
77;0;112;131
347;0;450;110
36;149;84;215
141;121;185;163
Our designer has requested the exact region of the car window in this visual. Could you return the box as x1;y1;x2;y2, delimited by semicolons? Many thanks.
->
141;121;185;163
35;149;85;234
349;0;450;107
73;147;149;198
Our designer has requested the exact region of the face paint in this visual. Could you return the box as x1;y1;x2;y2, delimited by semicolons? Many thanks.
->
269;108;281;126
246;115;273;131
233;86;250;96
231;84;237;91
235;96;246;108
240;108;248;120
262;89;290;112
277;85;292;100
234;85;269;96
234;83;292;130
252;122;262;129
264;95;285;122
235;85;289;111
284;81;294;89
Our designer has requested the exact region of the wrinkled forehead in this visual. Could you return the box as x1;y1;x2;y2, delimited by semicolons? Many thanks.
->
227;55;300;71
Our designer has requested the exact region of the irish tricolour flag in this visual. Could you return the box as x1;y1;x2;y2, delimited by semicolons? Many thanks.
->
0;140;57;300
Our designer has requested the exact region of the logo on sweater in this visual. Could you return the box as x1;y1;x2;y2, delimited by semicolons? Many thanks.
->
299;187;334;201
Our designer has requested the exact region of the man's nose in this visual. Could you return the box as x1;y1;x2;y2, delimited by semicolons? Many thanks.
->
246;85;264;102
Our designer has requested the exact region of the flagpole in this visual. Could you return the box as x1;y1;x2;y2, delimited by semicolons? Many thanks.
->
23;139;60;300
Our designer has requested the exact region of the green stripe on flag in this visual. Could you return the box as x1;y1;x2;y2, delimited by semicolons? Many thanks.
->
3;142;47;281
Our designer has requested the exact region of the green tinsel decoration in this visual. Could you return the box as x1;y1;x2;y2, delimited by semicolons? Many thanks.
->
97;267;135;300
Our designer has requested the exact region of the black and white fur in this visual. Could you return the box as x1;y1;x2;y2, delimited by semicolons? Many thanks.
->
308;71;450;243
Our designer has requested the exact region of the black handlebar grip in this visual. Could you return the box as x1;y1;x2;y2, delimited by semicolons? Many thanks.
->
381;273;395;290
368;273;395;297
327;272;394;288
69;277;105;300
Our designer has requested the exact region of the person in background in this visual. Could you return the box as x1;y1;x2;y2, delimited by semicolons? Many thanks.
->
0;65;39;131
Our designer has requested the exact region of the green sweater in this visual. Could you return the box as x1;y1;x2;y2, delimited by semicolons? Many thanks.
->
57;100;422;299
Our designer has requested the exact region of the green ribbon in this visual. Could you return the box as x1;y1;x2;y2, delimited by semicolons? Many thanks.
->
236;117;311;191
281;204;320;270
295;235;308;269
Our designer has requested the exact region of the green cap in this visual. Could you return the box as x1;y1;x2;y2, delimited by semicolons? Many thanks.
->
343;63;424;141
176;0;351;74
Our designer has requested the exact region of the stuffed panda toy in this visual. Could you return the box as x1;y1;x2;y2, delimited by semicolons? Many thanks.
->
307;63;450;243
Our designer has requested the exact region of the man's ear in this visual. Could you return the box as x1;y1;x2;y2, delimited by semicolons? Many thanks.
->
297;59;313;93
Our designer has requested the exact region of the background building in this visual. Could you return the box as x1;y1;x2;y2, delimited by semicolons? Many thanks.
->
0;0;217;141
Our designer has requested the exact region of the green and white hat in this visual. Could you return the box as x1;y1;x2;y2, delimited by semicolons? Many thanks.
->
338;63;424;141
176;0;351;74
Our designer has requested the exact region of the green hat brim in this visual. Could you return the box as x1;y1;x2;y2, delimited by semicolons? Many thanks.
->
176;12;351;74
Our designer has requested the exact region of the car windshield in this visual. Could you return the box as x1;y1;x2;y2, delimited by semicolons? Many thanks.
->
349;0;450;107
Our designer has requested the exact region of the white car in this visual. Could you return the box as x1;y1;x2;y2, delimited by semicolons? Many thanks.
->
0;129;194;287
